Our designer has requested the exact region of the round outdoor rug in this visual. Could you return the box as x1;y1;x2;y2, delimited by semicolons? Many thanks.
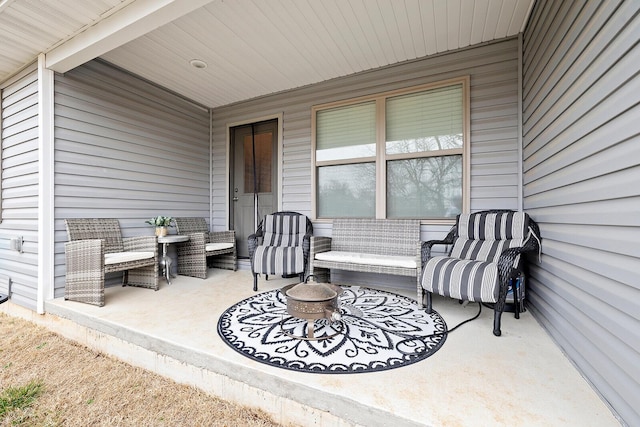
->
217;286;447;374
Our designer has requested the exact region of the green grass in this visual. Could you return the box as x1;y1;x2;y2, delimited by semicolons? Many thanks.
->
0;379;44;418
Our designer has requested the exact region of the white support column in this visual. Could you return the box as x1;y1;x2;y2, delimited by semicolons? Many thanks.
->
37;54;55;314
517;33;524;211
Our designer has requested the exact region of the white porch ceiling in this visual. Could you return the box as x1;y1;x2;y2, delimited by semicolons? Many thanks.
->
0;0;535;108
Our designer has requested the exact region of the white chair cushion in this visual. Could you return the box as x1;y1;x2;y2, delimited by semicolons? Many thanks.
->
314;251;417;269
206;242;234;252
105;251;154;265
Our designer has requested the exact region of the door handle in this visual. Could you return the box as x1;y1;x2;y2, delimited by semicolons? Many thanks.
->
233;196;239;201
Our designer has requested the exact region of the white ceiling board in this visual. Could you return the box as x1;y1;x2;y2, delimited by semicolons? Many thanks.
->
0;0;131;79
1;0;535;108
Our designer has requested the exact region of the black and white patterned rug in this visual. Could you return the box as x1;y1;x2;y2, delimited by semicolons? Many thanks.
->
217;286;447;374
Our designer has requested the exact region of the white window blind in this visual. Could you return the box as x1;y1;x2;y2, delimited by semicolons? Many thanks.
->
386;84;463;154
316;101;376;161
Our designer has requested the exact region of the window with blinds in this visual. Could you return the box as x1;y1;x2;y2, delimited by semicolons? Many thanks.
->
313;78;468;220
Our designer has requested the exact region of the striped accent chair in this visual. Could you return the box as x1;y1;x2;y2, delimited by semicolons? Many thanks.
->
420;210;541;336
248;211;313;291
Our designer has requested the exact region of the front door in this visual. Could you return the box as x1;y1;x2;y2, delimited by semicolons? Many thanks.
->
230;119;278;258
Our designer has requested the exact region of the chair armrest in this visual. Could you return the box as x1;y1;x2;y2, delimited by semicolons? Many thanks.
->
183;232;207;248
65;239;104;273
247;231;263;263
123;236;158;253
421;226;456;264
209;230;235;244
310;236;332;257
309;236;332;281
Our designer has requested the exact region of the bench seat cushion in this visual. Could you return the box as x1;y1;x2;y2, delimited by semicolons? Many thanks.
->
314;251;417;269
206;242;234;252
104;251;154;265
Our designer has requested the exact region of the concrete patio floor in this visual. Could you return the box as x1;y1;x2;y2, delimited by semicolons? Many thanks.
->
5;269;619;426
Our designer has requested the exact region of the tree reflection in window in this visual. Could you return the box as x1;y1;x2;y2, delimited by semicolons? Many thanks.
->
317;163;376;218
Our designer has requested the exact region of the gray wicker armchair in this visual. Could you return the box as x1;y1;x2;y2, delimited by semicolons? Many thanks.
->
420;210;541;336
174;217;236;279
248;211;313;292
64;218;159;307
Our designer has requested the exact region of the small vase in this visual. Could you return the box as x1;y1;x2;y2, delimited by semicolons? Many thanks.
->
155;226;167;237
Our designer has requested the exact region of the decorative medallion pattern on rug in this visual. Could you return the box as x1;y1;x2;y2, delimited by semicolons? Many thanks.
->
217;286;447;374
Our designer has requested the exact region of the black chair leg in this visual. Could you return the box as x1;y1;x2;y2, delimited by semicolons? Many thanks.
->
425;292;433;314
253;274;258;292
493;309;502;336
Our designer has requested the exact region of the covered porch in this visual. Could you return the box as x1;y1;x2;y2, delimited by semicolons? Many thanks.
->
0;0;638;424
21;270;616;427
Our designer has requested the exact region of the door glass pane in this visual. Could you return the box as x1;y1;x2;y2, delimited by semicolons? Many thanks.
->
316;101;376;161
386;84;463;155
244;132;272;193
317;163;375;218
386;156;462;218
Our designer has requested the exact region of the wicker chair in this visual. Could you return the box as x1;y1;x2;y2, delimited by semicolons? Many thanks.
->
64;218;159;307
420;210;541;336
247;211;313;291
174;217;237;279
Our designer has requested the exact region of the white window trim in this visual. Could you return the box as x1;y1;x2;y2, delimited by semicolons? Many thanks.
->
311;76;470;224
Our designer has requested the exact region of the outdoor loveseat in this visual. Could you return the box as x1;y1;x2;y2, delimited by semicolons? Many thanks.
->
64;218;159;306
309;219;422;294
420;210;541;336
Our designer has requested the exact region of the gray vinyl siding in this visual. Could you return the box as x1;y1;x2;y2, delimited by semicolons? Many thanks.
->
0;64;39;310
53;60;210;297
211;38;520;281
522;1;639;425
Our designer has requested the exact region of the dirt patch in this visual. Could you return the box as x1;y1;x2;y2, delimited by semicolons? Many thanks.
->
0;313;284;426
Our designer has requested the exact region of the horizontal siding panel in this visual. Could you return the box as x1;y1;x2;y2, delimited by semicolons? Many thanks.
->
525;166;640;208
541;223;640;259
0;67;39;311
523;0;591;104
524;6;639;161
523;1;640;424
1;115;37;138
526;198;640;227
471;185;518;199
1;127;37;149
540;256;639;322
2;147;38;170
1;93;38;126
524;105;640;187
471;138;519;154
524;1;626;133
541;239;639;287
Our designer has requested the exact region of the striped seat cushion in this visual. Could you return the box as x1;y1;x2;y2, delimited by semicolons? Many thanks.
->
253;245;305;276
421;256;499;303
